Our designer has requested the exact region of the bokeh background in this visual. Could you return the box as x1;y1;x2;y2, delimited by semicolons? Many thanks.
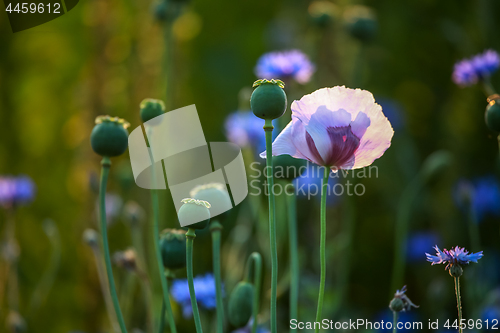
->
1;0;500;332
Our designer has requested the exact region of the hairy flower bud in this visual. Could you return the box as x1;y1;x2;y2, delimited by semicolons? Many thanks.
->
449;264;463;278
228;281;254;328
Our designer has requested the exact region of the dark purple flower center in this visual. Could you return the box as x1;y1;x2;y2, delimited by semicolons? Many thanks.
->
305;125;360;168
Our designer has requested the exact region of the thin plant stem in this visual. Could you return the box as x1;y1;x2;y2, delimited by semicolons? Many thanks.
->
186;228;204;333
393;311;398;333
314;167;330;333
390;176;422;294
159;298;166;333
245;252;262;333
454;276;463;333
147;127;177;333
28;219;61;316
99;156;128;333
264;119;278;333
286;184;299;332
210;221;224;333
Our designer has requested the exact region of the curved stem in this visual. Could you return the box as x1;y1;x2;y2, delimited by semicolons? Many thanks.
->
454;276;463;333
245;252;262;333
186;228;203;333
264;119;278;333
286;185;299;332
99;157;128;333
210;221;224;333
393;311;398;333
314;167;329;333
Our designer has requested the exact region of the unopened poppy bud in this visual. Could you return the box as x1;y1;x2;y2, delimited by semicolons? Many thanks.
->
251;79;287;120
178;198;211;230
449;264;463;278
160;229;187;270
228;281;254;328
485;96;500;132
90;116;130;157
140;98;165;124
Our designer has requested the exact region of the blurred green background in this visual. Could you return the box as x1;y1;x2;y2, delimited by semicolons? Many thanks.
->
1;0;500;332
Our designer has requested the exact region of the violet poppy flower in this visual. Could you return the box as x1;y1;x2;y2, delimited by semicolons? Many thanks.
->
260;86;394;171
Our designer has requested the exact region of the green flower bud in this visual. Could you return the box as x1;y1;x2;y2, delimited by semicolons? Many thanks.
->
389;297;404;312
273;155;307;180
140;98;165;124
191;183;232;221
485;96;500;132
344;5;377;42
159;229;187;270
228;281;254;328
90;116;130;157
449;264;463;278
308;1;337;28
178;198;211;230
250;79;287;120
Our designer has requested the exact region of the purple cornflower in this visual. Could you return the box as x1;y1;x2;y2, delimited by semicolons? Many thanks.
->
426;245;483;270
170;273;220;318
454;176;500;223
452;49;500;86
261;86;394;172
255;50;315;84
0;176;36;208
225;110;267;153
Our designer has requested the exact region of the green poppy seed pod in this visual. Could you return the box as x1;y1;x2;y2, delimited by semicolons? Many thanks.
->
389;297;404;313
178;198;211;230
191;183;232;221
250;79;287;120
90;116;130;157
273;155;307;180
485;97;500;132
140;98;165;124
228;281;254;328
308;1;337;28
159;229;187;269
449;264;463;278
344;5;377;42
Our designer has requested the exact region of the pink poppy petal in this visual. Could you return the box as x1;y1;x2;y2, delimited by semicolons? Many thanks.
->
350;111;371;139
259;121;309;161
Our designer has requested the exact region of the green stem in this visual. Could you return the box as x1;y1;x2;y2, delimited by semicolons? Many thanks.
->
210;221;224;333
147;126;177;333
390;176;422;294
186;228;203;333
454;276;463;333
245;252;262;333
314;167;330;333
286;184;299;332
393;311;398;333
159;297;166;333
264;119;278;333
99;157;128;333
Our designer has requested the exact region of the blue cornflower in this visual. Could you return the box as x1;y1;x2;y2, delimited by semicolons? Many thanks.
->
170;273;220;318
426;245;483;270
292;163;339;205
225;110;267;153
454;176;500;223
452;49;500;86
0;176;36;208
406;231;440;262
254;49;315;84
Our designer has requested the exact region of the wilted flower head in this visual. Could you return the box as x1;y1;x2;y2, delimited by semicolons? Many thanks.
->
170;273;220;318
426;245;483;270
389;286;419;312
452;49;500;86
261;86;393;172
113;248;137;272
454;176;500;223
0;176;36;208
255;50;315;84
